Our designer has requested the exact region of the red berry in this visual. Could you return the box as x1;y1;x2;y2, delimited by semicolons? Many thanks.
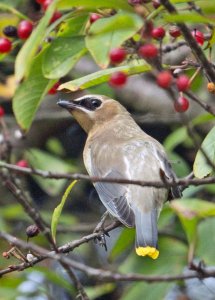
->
0;38;12;53
16;160;28;168
36;0;46;4
89;13;101;24
152;0;161;9
138;44;158;58
169;26;181;38
50;11;62;23
17;20;33;40
48;82;60;94
109;48;126;64
174;96;189;113
151;27;165;39
176;75;190;92
42;0;52;10
0;106;5;117
192;30;204;45
156;71;173;88
109;72;127;88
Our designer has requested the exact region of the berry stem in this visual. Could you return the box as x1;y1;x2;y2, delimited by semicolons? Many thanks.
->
189;66;202;85
160;0;215;82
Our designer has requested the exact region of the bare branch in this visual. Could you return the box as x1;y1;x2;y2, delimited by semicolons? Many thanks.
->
0;231;215;282
0;161;214;189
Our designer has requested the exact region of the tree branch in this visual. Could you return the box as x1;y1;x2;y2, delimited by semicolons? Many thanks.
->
0;231;215;282
0;161;214;189
160;0;215;82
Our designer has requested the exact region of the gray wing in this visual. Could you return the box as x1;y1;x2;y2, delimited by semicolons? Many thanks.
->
93;169;135;227
90;149;135;227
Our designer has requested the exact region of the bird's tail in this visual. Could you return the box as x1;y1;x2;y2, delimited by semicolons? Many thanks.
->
134;208;159;259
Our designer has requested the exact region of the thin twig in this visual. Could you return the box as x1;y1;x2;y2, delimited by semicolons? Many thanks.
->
0;231;215;282
185;91;215;116
0;169;89;299
160;0;215;82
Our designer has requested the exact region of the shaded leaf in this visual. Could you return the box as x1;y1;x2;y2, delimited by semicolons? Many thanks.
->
26;148;76;196
193;126;215;178
51;180;77;243
167;151;190;177
86;284;115;300
85;12;143;68
196;218;215;264
164;127;188;152
58;63;151;91
109;228;135;261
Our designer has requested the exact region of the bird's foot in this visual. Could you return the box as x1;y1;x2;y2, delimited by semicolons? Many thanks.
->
93;211;110;251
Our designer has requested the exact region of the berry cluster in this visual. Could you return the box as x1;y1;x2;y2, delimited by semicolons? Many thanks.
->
0;20;34;55
0;0;62;55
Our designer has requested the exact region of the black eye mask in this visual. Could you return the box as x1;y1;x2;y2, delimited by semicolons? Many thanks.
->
76;97;102;111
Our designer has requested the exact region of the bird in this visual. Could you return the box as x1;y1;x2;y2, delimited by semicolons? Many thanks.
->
57;94;181;259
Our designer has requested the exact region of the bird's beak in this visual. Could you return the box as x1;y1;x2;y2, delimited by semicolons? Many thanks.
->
57;99;77;110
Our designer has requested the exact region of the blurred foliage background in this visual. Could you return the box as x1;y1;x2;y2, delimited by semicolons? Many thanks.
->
0;0;215;299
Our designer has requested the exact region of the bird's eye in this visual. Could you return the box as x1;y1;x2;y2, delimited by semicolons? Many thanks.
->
78;98;102;111
91;99;101;108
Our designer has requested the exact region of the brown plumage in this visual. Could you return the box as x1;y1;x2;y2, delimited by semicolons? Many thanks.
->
58;94;181;259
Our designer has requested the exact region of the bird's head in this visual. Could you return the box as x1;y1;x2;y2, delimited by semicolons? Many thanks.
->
57;94;127;133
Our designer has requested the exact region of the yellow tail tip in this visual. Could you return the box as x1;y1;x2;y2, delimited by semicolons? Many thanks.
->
136;246;159;259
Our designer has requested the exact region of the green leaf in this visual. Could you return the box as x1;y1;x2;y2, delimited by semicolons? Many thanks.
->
192;113;215;126
42;36;87;79
120;237;187;300
58;63;151;91
57;14;89;37
193;126;215;178
85;12;143;68
15;0;57;82
26;148;76;196
164;127;188;152
167;151;190;177
109;228;135;261
170;198;215;243
164;13;215;24
13;50;53;131
171;198;215;222
58;0;132;11
46;137;66;156
196;218;215;264
86;284;115;300
51;180;77;243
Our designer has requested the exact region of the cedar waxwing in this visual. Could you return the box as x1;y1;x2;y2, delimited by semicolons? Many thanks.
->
58;95;181;259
